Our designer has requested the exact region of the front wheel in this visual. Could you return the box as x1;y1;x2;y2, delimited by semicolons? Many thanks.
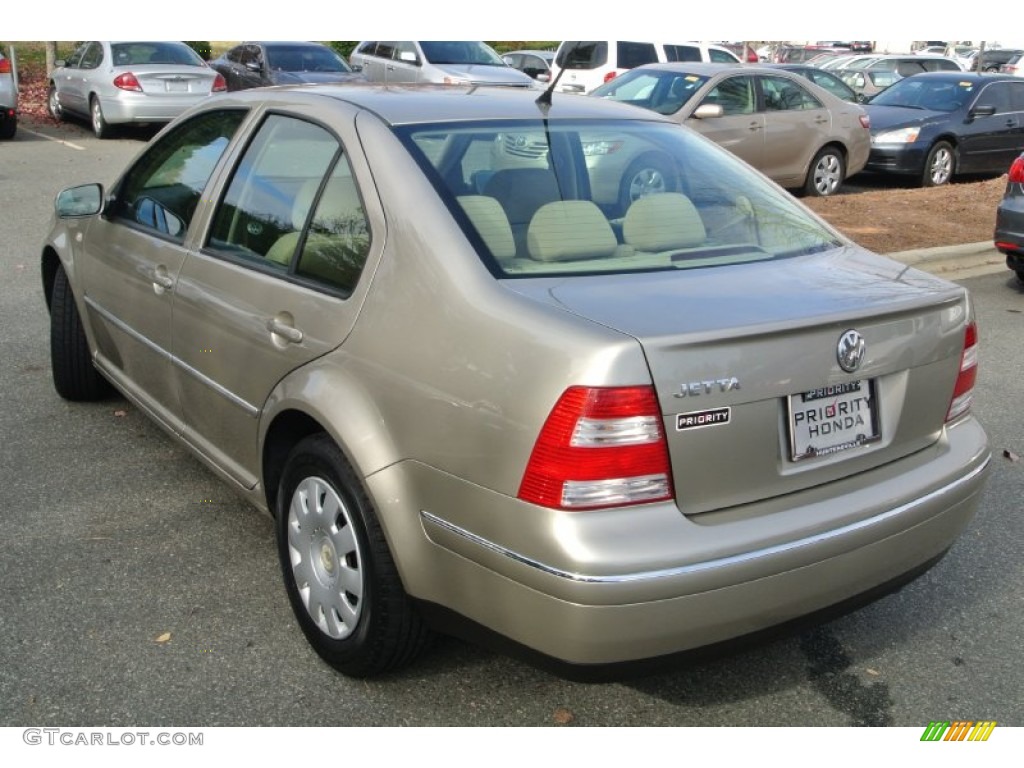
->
276;434;429;677
804;147;845;197
922;141;954;187
47;84;63;121
619;153;677;214
1016;269;1024;286
50;265;111;401
90;95;111;139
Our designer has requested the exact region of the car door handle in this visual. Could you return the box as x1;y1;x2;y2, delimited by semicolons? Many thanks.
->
748;121;761;131
815;116;829;124
267;317;304;344
152;266;175;294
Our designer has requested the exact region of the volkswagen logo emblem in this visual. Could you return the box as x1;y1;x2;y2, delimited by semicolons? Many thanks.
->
837;330;866;373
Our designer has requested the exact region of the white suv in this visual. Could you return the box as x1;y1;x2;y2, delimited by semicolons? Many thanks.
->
550;40;740;94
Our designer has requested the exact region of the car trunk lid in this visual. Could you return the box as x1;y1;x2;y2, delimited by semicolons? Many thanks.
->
505;248;969;515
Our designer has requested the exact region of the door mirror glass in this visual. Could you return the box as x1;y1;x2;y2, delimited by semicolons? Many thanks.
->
56;184;103;217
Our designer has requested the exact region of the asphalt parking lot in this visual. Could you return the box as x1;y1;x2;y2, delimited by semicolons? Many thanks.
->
1;119;1022;727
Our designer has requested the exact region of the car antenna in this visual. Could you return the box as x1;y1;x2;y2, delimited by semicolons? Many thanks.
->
536;42;576;108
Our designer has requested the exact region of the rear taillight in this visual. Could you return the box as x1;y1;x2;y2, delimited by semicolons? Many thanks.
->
946;322;978;423
0;58;10;74
859;114;871;130
1008;155;1024;183
518;386;673;510
212;73;227;92
603;71;617;83
113;72;142;92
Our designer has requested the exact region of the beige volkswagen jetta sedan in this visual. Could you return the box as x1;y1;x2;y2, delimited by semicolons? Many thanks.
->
41;84;990;677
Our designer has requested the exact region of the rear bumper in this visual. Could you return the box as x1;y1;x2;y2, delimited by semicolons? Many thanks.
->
994;187;1024;271
370;417;990;665
100;92;213;124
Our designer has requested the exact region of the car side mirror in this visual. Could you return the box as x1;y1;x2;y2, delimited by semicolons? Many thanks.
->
969;104;997;118
54;59;66;68
693;103;724;119
55;183;104;218
350;63;363;72
536;72;550;82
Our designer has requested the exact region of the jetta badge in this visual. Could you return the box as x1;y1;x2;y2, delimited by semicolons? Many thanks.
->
837;330;866;373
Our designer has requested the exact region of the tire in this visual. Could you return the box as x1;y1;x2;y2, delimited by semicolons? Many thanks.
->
0;116;14;140
619;153;676;213
804;146;845;197
1016;269;1024;286
47;84;63;121
90;95;111;139
50;265;111;401
276;434;429;677
922;141;954;187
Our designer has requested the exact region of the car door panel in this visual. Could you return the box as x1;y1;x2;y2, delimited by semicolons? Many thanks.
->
171;106;379;487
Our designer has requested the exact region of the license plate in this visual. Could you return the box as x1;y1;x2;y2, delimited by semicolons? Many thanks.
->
787;380;880;461
164;80;188;92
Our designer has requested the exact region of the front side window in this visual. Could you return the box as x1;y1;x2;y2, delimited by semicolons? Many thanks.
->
206;114;371;295
112;109;247;241
709;48;738;63
703;76;755;115
397;119;841;278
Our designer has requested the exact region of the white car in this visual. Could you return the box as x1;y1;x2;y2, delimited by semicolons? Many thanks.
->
549;41;741;94
349;41;535;87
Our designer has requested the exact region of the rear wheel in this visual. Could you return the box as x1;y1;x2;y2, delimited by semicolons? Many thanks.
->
1016;269;1024;286
0;115;14;140
90;95;111;139
804;146;845;197
276;434;430;677
922;141;954;187
50;265;111;401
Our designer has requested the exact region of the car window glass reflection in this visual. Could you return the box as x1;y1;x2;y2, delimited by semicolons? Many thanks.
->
703;76;754;115
207;114;341;272
112;109;247;242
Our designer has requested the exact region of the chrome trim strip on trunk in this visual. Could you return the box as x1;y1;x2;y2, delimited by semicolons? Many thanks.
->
84;296;259;418
421;456;991;585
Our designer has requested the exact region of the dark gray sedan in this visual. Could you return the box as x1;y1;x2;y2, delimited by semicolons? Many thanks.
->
210;42;365;91
865;72;1024;186
994;152;1024;283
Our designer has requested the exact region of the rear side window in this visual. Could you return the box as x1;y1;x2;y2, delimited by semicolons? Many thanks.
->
616;42;658;69
112;109;247;241
556;42;607;69
207;114;371;296
664;45;701;63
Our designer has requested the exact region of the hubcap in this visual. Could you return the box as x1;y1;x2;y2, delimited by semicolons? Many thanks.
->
628;168;666;202
287;476;364;640
814;154;842;195
930;149;952;185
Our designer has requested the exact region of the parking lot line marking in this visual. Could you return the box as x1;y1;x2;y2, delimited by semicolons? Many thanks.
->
20;128;86;151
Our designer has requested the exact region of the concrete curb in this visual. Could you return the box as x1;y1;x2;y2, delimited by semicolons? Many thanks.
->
884;241;1007;280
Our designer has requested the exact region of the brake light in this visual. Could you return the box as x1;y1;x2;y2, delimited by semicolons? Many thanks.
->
946;322;978;422
1008;155;1024;183
518;386;673;510
212;73;227;92
113;72;142;92
603;71;617;83
0;58;10;74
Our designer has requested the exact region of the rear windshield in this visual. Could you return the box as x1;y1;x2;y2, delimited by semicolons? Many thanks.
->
395;118;841;278
111;42;204;67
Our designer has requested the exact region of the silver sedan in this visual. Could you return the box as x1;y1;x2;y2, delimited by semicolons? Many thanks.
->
47;41;226;138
